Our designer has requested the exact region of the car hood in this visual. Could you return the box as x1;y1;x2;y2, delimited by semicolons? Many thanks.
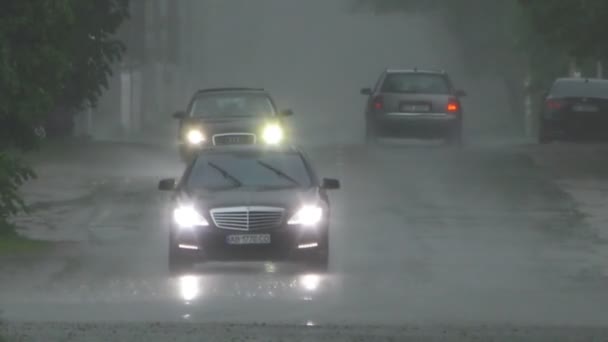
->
184;187;320;212
188;116;272;135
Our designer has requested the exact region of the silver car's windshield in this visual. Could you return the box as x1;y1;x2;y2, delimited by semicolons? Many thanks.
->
381;73;451;94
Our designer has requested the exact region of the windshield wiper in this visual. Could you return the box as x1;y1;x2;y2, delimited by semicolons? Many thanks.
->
207;162;242;187
256;160;301;187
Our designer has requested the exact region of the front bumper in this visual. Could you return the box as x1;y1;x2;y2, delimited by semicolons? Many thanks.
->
171;224;327;261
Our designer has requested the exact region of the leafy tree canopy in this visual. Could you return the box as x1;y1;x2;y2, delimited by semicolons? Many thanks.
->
0;0;129;150
0;0;129;227
520;0;608;61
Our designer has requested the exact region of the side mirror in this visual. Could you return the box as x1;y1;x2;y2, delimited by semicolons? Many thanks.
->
321;178;340;190
172;111;186;120
360;88;372;95
158;178;176;191
279;109;294;117
455;89;467;97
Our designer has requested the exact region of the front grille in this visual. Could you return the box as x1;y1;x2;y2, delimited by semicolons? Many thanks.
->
213;133;256;146
210;207;284;231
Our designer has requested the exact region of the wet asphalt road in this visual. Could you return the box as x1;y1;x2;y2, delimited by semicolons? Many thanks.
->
2;140;608;338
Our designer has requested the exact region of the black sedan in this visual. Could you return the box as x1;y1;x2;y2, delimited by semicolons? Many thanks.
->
172;88;294;163
540;77;608;143
158;145;340;273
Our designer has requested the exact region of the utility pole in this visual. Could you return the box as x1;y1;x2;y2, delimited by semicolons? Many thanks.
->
569;58;581;78
523;69;534;140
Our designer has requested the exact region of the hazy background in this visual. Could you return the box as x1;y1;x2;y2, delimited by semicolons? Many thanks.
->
93;0;515;145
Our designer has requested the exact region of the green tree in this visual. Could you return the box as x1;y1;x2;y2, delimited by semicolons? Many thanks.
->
521;1;608;62
0;0;129;229
520;0;608;80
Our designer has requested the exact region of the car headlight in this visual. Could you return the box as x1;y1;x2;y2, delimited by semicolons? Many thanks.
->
173;205;209;228
262;124;284;145
186;129;205;145
288;205;323;226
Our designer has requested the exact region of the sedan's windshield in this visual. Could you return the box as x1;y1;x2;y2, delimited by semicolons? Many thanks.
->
190;93;276;118
381;73;450;94
186;152;312;190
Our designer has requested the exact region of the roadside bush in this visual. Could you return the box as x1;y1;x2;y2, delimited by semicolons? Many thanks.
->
0;153;36;227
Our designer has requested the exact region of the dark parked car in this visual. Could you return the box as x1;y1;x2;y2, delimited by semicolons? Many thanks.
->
172;88;294;162
361;69;466;144
158;145;340;273
539;77;608;143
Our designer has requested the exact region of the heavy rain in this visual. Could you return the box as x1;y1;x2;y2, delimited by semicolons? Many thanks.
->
1;0;608;340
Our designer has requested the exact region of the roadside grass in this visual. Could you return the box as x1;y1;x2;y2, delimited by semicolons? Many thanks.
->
0;226;51;256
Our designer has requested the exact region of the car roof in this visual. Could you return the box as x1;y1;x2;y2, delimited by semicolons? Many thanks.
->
550;78;608;99
554;77;608;84
195;87;267;95
385;68;447;75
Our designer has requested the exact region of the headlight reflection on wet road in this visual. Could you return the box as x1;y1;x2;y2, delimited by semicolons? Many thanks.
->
298;274;322;292
178;275;202;302
174;271;327;303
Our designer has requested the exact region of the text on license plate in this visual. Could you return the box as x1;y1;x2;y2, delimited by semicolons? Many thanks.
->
573;104;599;112
226;234;271;245
401;104;430;112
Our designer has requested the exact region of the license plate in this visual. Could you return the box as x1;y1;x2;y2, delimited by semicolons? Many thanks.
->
226;234;271;245
401;104;430;112
573;104;599;112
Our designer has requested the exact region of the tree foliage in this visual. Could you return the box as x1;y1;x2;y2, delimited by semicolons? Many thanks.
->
0;0;129;229
0;0;129;149
521;0;608;62
0;153;36;221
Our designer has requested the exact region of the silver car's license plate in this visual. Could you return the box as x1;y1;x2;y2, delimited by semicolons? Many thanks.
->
401;104;430;112
226;234;271;245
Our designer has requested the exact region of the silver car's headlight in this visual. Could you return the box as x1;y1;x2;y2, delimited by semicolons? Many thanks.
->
186;129;205;145
288;205;323;227
262;124;284;145
173;205;209;229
